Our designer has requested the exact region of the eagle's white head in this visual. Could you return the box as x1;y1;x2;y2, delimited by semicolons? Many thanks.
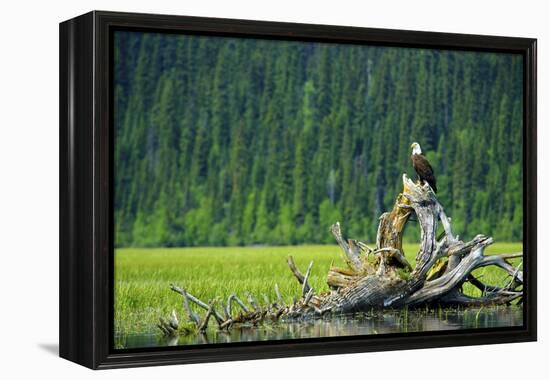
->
411;142;422;155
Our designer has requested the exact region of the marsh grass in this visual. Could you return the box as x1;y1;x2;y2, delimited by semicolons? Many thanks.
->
114;242;522;336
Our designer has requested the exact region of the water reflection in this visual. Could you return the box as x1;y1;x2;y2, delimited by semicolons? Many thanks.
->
115;306;523;349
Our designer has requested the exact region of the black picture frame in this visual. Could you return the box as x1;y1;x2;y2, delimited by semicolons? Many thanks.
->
59;10;537;369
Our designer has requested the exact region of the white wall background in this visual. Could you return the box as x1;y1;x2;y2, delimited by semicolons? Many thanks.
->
0;0;546;378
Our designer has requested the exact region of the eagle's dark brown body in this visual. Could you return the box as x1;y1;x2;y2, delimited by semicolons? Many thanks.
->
411;154;437;193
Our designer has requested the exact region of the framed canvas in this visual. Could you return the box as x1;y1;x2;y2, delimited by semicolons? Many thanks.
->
59;11;537;369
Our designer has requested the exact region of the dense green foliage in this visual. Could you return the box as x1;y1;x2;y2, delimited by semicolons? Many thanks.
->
114;243;522;336
114;31;523;247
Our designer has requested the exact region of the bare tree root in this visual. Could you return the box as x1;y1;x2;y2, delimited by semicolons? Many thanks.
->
159;174;523;335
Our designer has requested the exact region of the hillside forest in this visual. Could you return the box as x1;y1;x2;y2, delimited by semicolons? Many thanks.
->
114;31;523;247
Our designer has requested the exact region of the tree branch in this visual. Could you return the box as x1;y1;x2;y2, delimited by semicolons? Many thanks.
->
331;222;363;272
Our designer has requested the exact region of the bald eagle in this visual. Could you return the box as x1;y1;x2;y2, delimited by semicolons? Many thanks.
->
410;142;437;193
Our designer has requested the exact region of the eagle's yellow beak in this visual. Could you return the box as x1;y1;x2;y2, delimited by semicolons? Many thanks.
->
410;143;415;149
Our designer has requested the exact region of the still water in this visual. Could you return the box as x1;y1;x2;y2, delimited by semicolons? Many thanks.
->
115;306;523;349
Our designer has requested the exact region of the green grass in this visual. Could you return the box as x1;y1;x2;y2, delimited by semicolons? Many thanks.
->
114;242;522;336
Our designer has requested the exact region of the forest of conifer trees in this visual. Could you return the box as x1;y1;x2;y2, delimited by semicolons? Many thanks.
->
114;31;523;248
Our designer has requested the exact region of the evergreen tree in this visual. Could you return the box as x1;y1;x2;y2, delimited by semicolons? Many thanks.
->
114;32;524;247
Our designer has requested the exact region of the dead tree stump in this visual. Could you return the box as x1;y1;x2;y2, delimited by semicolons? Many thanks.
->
160;174;523;335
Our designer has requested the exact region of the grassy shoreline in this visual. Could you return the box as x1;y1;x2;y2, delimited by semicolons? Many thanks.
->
114;243;522;336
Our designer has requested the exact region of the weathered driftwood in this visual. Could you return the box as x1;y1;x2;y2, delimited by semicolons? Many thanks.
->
160;174;523;335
